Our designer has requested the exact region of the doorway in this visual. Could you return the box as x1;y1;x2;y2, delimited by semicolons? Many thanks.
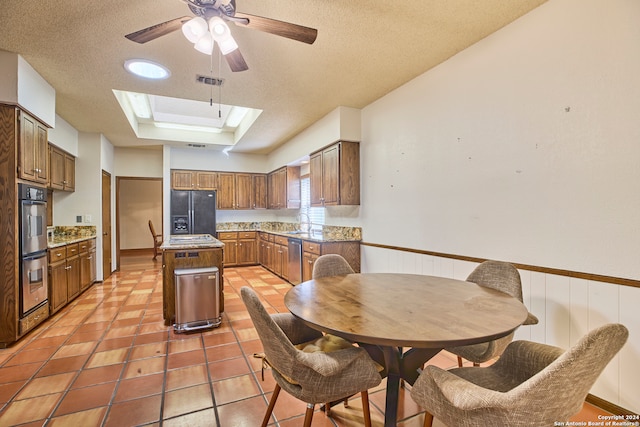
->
115;177;163;269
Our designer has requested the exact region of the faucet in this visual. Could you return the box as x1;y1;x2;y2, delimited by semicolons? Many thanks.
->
297;212;311;232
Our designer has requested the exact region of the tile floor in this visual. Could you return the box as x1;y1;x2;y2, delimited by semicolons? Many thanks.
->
0;253;612;426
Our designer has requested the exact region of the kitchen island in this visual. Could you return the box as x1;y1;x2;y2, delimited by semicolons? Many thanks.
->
160;234;225;327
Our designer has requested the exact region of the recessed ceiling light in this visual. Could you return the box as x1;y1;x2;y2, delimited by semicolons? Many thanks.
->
124;59;170;80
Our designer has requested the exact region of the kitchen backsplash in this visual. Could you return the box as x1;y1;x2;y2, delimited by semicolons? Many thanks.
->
216;222;362;241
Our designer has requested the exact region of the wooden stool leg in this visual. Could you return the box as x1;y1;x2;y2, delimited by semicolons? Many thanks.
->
424;411;434;427
361;391;372;427
303;403;315;427
261;384;281;427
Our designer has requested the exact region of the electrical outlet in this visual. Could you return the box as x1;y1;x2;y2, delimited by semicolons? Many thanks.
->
76;215;82;223
84;214;92;223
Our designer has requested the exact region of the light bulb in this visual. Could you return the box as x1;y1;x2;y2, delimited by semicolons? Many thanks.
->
194;33;214;55
182;17;208;43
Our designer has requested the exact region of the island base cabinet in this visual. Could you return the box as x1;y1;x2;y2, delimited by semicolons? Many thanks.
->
162;248;224;326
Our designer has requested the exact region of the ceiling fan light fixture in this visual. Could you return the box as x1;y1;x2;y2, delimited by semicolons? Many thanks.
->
194;32;215;55
208;17;238;55
217;37;238;55
182;17;208;43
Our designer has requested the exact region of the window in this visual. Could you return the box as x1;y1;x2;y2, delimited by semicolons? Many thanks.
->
300;175;324;232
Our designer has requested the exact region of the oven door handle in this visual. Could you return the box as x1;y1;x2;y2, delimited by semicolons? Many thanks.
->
22;251;48;261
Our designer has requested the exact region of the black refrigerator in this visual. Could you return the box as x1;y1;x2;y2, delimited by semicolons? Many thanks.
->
170;190;217;235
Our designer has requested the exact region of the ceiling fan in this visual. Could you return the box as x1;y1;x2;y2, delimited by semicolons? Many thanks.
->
125;0;318;72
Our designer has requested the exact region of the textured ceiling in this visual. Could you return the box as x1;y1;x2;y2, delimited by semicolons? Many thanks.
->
0;0;547;154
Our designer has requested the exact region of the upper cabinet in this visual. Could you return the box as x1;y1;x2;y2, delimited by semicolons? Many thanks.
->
310;141;360;207
252;174;267;209
171;169;217;190
268;166;300;209
18;110;48;185
48;144;75;192
217;172;261;210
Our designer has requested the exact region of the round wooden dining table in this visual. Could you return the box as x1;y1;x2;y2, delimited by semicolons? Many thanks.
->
284;273;528;427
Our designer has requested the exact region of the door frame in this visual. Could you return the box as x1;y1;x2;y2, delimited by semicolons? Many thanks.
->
115;176;163;269
102;170;112;280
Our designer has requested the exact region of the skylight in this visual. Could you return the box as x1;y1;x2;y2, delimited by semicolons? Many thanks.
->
124;59;170;80
113;90;262;148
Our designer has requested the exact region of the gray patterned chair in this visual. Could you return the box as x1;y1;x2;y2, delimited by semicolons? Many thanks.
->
411;323;628;427
446;260;539;367
312;254;355;278
240;286;382;427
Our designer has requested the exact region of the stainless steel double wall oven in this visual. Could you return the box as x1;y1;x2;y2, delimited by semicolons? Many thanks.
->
18;183;48;317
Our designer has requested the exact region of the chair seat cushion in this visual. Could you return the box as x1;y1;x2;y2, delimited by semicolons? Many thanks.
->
295;334;354;353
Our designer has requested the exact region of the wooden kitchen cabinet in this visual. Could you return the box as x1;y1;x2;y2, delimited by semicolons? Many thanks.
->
268;166;301;209
18;110;49;185
258;232;275;271
48;242;84;314
79;238;97;291
301;240;361;282
310;141;360;207
0;105;52;345
237;231;257;265
171;169;218;190
218;231;257;266
218;231;238;266
235;173;253;210
49;144;75;191
252;174;267;209
217;172;253;210
48;253;68;314
272;235;289;279
66;243;81;300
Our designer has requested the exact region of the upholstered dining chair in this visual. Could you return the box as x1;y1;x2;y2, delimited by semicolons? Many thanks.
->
446;260;538;367
312;254;355;278
148;220;162;260
411;323;628;427
240;286;382;427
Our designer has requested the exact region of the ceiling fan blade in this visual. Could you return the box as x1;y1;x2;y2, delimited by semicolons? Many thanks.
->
125;16;192;44
225;49;249;72
233;12;317;45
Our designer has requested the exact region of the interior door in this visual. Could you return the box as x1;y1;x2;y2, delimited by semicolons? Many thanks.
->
102;170;112;279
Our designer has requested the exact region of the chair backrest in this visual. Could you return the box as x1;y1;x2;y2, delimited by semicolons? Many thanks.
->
241;286;299;379
513;323;628;419
148;220;159;239
312;254;354;279
467;260;523;302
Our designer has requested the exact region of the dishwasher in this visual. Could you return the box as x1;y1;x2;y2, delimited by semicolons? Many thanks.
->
287;238;302;285
174;266;221;333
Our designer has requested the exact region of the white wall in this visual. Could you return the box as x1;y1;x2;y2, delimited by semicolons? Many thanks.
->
119;179;162;250
114;147;163;178
48;114;78;156
360;0;640;413
360;0;640;281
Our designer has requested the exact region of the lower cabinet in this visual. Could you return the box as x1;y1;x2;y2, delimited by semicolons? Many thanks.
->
217;231;258;267
272;236;289;280
79;239;97;291
301;240;361;283
256;232;361;285
49;238;97;315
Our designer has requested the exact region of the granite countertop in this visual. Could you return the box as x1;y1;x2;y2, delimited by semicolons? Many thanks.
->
48;234;97;249
220;229;360;243
160;234;224;250
216;222;362;243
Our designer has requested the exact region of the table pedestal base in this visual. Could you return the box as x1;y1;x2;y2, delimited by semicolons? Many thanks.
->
360;344;442;427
